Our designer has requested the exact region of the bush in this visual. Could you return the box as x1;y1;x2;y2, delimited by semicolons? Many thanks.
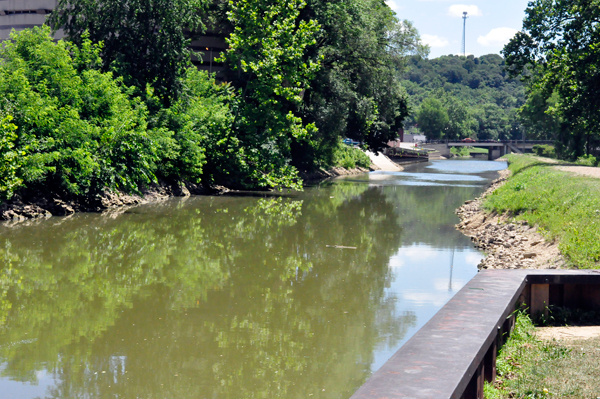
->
0;27;237;200
155;68;237;186
575;154;598;167
332;142;371;169
532;144;555;158
0;27;158;198
0;115;23;199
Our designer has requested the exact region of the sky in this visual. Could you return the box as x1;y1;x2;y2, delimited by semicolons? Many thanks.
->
385;0;530;59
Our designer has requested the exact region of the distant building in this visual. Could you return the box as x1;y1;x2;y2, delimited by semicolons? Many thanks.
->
403;134;426;143
0;0;63;40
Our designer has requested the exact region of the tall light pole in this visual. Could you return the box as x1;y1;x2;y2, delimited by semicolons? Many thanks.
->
462;12;468;57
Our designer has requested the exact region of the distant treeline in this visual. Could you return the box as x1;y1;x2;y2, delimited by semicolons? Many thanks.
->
400;54;527;142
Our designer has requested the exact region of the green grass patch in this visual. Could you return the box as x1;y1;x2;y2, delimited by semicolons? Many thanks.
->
484;154;600;269
451;146;488;157
485;312;600;398
470;147;489;154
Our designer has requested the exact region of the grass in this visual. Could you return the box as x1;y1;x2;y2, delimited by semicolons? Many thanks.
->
484;154;600;269
451;146;489;157
485;312;600;398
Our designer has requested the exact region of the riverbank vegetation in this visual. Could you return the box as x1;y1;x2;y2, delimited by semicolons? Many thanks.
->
484;154;600;269
0;0;427;204
484;312;600;398
503;0;600;160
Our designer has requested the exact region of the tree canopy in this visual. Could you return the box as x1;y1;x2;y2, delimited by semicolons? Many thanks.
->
401;54;526;141
48;0;207;106
503;0;600;158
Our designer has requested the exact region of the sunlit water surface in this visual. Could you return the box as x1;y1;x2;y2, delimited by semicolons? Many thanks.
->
0;159;506;399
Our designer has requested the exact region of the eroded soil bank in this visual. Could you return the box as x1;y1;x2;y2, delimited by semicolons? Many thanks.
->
1;167;371;222
455;169;565;270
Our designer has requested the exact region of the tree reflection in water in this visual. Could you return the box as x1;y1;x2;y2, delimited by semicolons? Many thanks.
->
0;181;415;399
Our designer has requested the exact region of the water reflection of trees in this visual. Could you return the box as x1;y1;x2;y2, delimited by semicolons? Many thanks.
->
0;182;415;398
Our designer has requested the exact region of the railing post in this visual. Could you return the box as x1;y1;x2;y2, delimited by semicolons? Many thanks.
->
531;284;550;321
461;362;484;399
484;340;498;383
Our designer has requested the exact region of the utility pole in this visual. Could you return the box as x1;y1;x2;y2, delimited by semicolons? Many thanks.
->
462;11;468;57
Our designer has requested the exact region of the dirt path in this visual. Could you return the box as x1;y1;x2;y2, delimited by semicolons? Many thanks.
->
536;326;600;341
555;165;600;179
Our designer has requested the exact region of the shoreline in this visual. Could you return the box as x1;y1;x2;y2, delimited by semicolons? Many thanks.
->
455;169;566;270
1;167;371;222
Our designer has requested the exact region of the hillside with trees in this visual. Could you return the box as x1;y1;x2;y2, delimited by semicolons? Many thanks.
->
400;54;526;141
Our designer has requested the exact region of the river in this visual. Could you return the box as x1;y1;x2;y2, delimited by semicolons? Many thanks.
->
0;159;506;399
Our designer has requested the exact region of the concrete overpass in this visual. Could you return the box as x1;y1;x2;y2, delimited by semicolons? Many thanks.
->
423;141;552;160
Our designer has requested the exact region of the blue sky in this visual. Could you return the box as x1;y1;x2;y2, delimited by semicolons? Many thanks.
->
386;0;530;59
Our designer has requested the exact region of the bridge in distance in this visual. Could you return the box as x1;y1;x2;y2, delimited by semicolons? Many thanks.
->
425;141;552;160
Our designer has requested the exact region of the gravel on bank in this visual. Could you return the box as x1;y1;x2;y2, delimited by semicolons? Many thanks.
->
455;169;565;270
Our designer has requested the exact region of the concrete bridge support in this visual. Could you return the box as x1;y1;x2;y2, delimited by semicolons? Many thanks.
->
488;145;511;160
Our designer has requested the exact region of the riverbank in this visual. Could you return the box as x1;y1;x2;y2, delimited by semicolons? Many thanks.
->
0;166;372;222
456;167;565;270
457;154;600;270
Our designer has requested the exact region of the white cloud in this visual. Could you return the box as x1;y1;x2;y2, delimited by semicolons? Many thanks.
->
385;0;401;11
421;34;450;48
477;27;518;46
448;5;483;17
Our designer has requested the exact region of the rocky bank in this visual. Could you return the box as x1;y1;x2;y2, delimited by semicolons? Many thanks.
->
456;169;565;270
0;181;221;222
1;167;372;222
299;166;372;182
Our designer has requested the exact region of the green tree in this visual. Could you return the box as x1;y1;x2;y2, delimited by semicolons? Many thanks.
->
0;27;160;199
518;86;561;140
400;54;525;140
439;93;475;140
0;115;22;199
416;97;448;140
503;0;600;158
292;1;425;169
218;0;321;190
48;0;207;106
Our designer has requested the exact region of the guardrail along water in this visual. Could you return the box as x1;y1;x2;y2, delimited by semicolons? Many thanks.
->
0;160;506;398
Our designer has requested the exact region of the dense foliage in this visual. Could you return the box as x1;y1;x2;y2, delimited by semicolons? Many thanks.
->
294;1;427;169
0;28;158;199
401;54;525;141
1;0;429;201
48;0;207;106
503;0;600;159
217;0;321;189
0;27;232;201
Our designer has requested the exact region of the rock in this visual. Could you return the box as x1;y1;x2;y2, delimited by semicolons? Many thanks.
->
52;200;75;216
523;252;537;259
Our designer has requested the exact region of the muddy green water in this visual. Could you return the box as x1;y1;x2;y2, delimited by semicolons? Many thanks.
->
0;160;506;399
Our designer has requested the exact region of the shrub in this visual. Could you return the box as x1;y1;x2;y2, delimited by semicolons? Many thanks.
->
149;68;237;186
332;142;371;169
0;115;23;199
0;27;158;198
532;144;555;158
575;154;598;167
